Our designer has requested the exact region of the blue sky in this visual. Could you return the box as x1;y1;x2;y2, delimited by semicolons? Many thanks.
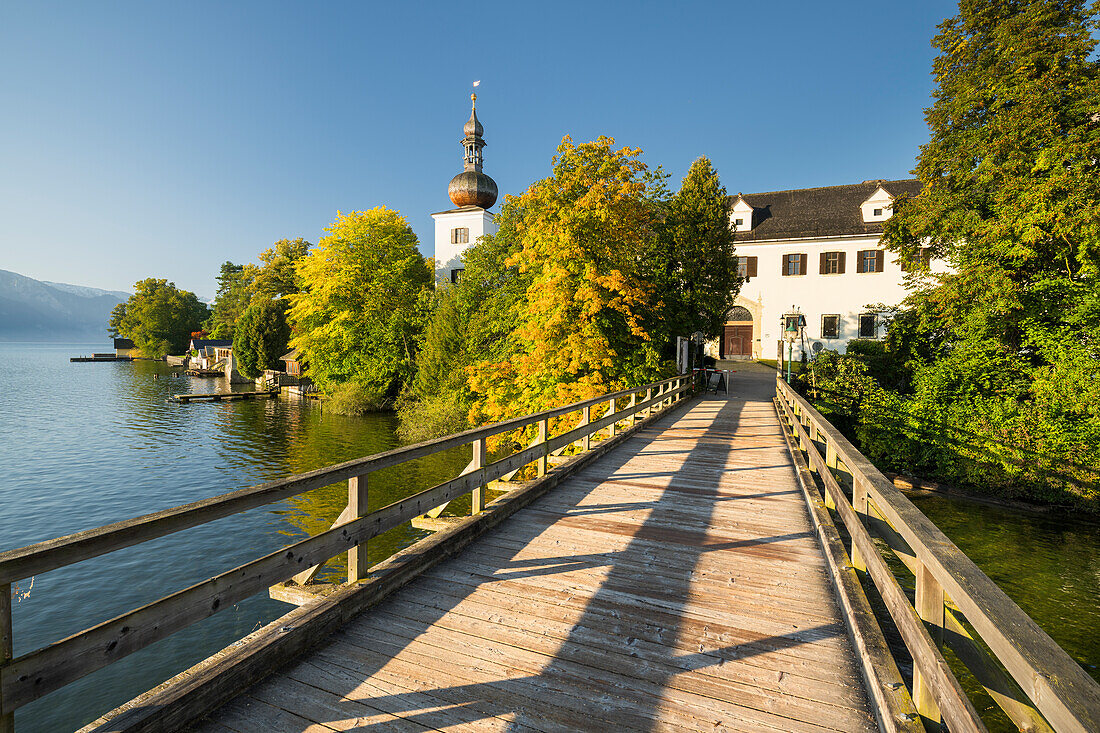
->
0;1;959;298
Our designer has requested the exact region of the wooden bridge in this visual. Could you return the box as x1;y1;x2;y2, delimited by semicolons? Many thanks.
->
1;369;1098;732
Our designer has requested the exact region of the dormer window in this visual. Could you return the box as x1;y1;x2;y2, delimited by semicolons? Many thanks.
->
730;195;754;232
861;186;894;223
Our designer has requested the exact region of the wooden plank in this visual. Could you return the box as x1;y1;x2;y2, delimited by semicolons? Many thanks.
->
366;601;878;729
241;673;433;732
410;572;860;677
340;618;859;733
389;576;867;691
288;657;513;732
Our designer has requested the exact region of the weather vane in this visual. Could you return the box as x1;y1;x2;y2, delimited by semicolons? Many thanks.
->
472;80;480;107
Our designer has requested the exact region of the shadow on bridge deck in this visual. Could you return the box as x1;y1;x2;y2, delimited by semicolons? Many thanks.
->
196;370;876;733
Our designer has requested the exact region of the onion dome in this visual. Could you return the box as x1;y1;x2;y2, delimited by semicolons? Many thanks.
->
448;91;498;209
464;107;484;138
449;170;498;208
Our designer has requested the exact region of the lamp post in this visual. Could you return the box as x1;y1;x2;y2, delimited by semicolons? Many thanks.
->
782;307;804;382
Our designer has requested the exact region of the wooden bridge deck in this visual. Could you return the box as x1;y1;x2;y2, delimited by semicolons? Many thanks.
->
193;371;877;732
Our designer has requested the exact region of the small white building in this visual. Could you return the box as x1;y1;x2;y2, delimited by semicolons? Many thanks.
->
433;92;499;285
715;179;945;360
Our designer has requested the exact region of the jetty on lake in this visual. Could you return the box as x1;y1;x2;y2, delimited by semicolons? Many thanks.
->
69;354;134;362
174;389;278;403
2;368;1098;732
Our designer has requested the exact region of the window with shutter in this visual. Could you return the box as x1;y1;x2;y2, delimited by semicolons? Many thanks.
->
782;254;805;276
736;256;759;280
858;250;880;273
451;227;469;244
821;251;844;275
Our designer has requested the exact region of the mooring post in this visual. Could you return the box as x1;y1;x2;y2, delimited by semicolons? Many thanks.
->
1;582;12;733
536;418;548;477
581;405;591;451
914;562;945;728
347;474;369;583
608;397;617;437
471;438;487;514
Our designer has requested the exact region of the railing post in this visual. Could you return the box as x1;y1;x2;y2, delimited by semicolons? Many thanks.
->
347;474;369;583
645;387;653;418
630;392;638;425
536;418;548;477
2;583;12;733
471;438;486;514
581;405;591;451
608;397;617;437
823;442;838;510
851;477;869;573
914;562;945;729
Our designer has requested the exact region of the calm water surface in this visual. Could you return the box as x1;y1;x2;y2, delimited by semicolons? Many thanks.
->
0;342;466;732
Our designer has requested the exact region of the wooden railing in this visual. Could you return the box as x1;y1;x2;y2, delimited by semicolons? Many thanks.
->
775;376;1100;733
0;373;700;732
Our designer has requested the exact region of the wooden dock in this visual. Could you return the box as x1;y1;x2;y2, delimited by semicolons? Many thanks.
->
174;389;277;403
194;371;879;732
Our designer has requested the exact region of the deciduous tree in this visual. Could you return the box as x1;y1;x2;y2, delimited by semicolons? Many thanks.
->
112;278;209;357
288;208;431;405
466;136;667;425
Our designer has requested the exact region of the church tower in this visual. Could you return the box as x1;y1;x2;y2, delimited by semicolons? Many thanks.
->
433;89;499;285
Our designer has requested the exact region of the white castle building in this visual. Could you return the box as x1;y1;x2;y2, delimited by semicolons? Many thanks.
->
715;179;946;360
433;93;499;285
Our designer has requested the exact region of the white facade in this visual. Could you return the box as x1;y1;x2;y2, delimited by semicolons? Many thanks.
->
432;207;497;285
710;180;945;361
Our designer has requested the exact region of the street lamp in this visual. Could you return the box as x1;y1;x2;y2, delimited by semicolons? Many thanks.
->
781;307;805;382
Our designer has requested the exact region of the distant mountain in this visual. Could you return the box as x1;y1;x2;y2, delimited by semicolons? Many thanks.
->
41;281;131;302
0;269;130;342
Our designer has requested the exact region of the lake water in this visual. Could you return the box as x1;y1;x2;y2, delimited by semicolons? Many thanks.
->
0;342;467;732
3;343;1098;732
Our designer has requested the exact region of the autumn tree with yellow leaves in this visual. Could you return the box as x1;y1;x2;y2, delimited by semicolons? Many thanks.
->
465;136;669;425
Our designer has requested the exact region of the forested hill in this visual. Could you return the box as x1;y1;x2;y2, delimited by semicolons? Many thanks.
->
0;269;129;342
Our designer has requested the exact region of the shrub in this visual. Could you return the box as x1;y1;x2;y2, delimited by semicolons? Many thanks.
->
327;382;384;416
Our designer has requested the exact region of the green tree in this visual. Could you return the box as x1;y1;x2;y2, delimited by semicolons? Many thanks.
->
397;211;533;440
107;302;127;338
246;237;312;299
288;208;432;406
646;156;741;353
466;136;668;425
204;262;252;339
233;298;291;379
113;278;210;357
863;0;1100;507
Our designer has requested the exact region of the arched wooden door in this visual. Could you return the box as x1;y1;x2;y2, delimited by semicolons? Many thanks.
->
721;306;754;359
